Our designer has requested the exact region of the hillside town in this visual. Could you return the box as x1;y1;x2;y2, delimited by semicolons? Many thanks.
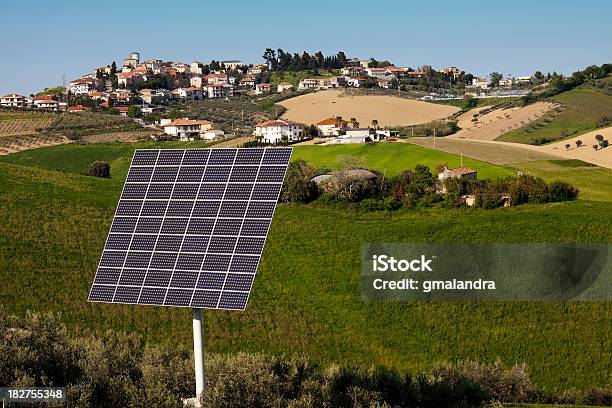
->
0;50;548;145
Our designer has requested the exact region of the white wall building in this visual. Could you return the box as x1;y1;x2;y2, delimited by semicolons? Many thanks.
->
254;119;304;144
206;84;233;98
69;78;97;95
163;119;213;141
0;93;26;107
316;117;349;136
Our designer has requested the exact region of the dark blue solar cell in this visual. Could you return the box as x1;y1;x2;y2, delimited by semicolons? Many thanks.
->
89;285;115;302
124;251;152;269
223;273;254;292
218;291;249;310
182;236;210;252
166;201;194;217
201;254;231;272
172;183;199;199
182;149;210;166
151;166;179;182
240;218;271;236
164;289;193;306
192;201;220;217
219;201;248;218
229;255;259;274
144;269;172;287
257;166;286;183
132;150;159;166
262;148;292;165
202;167;231;183
198;184;225;200
161;218;189;234
110;217;137;234
191;290;221;308
177;166;206;182
116;200;143;216
139;287;166;305
135;217;163;234
224;184;252;200
235;148;264;165
208;149;236;165
196;272;226;290
176;253;205;270
213;218;243;235
155;235;183;252
131;234;157;251
93;268;121;285
235;237;265;255
127;167;154;182
251;184;281;201
187;218;215;235
100;251;126;268
229;166;258;183
105;234;132;250
119;269;146;286
170;270;200;288
147;184;174;199
246;201;276;218
157;150;184;165
114;285;141;304
122;184;148;199
141;200;168;217
208;236;237;253
150;252;178;269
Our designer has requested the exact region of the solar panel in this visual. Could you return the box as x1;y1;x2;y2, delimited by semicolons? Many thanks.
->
88;147;292;311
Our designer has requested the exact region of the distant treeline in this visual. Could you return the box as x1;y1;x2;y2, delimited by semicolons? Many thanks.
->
262;48;351;71
523;63;612;105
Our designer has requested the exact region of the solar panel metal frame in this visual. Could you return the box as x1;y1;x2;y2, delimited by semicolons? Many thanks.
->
88;147;292;311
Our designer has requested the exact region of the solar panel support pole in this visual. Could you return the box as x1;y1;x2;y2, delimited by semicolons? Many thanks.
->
193;308;205;406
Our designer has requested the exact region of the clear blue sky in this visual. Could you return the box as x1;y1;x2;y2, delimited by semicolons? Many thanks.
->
1;0;611;95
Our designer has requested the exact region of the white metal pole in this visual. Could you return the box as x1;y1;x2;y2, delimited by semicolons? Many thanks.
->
193;308;205;406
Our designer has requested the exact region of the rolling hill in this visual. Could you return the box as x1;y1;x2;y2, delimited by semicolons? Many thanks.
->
0;142;611;389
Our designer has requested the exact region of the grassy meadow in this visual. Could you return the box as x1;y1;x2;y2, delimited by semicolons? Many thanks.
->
1;142;611;390
497;87;612;144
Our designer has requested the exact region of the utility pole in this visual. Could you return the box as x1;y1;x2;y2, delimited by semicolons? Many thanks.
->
433;127;436;149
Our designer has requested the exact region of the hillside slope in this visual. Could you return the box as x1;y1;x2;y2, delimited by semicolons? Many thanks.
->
0;152;611;388
496;87;612;145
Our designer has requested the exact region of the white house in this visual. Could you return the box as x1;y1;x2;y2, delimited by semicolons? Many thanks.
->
69;78;97;95
0;93;26;107
365;68;389;78
471;77;489;89
190;75;204;88
316;117;349;136
254;83;272;94
254;119;304;144
222;60;242;70
190;61;205;74
334;128;389;144
172;87;203;100
32;95;59;110
277;82;293;92
202;129;225;140
205;73;228;85
163;119;213;141
298;78;319;90
240;77;256;88
206;84;233;98
117;71;144;87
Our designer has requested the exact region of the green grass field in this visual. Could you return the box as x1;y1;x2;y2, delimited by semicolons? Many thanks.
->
0;141;611;389
497;87;612;144
270;70;336;87
292;143;515;179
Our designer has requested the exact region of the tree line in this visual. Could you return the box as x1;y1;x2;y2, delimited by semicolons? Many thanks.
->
262;48;349;71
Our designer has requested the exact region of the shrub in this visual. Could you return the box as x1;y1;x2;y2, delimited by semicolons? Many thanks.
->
87;161;111;178
359;198;399;212
548;181;579;202
281;160;318;203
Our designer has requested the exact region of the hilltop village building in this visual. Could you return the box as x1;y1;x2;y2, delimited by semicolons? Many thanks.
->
254;119;304;144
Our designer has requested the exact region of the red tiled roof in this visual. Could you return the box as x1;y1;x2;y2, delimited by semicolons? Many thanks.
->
255;119;303;128
316;117;348;126
449;167;476;176
163;119;212;127
1;93;24;98
68;105;86;111
33;95;57;101
116;106;130;112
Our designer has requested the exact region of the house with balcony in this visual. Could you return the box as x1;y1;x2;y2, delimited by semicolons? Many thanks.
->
162;119;213;141
254;119;304;144
206;84;233;98
0;93;26;107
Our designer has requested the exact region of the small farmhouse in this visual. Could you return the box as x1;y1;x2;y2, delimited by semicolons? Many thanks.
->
254;119;304;144
163;119;213;141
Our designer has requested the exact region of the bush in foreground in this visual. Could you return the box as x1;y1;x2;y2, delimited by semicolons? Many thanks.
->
0;310;610;407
